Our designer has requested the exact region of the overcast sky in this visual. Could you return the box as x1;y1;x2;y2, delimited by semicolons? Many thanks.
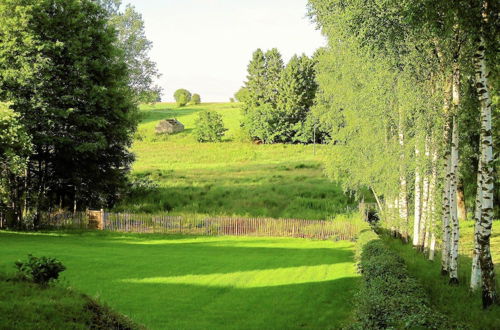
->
124;0;326;102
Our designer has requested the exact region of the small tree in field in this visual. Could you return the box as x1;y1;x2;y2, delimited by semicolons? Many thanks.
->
191;93;201;105
194;111;227;142
174;89;191;106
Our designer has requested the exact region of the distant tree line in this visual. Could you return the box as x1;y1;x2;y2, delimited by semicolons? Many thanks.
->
0;0;160;228
238;49;321;144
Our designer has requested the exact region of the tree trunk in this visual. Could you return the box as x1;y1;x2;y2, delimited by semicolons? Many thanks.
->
428;147;438;261
398;111;409;242
471;161;483;291
448;65;461;284
474;29;497;307
441;78;453;275
413;147;422;247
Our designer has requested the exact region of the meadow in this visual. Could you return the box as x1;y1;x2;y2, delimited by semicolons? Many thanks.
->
0;231;360;329
116;103;362;219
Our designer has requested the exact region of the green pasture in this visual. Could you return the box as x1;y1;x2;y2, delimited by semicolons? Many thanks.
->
0;231;360;329
116;103;362;219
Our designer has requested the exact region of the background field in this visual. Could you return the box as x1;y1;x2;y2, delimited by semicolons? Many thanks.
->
0;231;360;330
116;103;362;219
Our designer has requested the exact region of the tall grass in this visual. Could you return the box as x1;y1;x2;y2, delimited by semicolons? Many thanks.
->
382;220;500;329
116;103;370;219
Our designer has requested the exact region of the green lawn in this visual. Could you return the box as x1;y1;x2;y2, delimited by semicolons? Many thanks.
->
116;103;362;219
0;231;360;329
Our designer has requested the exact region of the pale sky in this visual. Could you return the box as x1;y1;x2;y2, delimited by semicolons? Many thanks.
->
124;0;326;102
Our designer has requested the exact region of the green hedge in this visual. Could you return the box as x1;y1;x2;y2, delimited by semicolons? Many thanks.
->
349;230;456;329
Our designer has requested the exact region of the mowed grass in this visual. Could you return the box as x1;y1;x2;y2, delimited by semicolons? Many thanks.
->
116;103;360;219
0;231;360;329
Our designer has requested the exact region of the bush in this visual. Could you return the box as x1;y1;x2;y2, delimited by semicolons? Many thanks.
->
194;111;227;142
191;93;201;105
173;89;191;107
349;231;454;329
15;255;66;285
229;97;235;103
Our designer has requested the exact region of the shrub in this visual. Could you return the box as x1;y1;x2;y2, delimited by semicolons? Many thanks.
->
229;97;235;103
129;176;159;195
173;89;191;107
15;255;66;285
349;231;454;329
234;87;249;102
191;93;201;105
194;111;227;142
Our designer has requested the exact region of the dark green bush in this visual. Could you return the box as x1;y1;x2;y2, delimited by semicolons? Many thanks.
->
349;231;455;329
15;255;66;285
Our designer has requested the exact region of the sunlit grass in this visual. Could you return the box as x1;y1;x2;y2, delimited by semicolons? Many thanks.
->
114;102;366;219
0;231;360;329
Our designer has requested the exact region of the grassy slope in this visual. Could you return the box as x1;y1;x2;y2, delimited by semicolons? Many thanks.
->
0;231;360;330
0;273;141;330
116;103;359;219
383;220;500;329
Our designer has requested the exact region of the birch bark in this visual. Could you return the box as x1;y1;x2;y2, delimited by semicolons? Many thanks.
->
473;29;497;307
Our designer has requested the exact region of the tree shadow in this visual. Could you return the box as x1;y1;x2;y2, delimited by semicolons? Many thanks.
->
89;277;360;329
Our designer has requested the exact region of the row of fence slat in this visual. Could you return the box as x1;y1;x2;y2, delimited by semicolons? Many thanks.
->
32;211;361;241
100;213;360;240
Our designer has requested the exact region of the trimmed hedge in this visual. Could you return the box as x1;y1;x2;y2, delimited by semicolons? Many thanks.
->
349;230;457;329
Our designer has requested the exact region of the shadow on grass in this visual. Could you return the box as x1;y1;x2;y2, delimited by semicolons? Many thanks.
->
0;230;359;329
0;231;356;277
108;277;360;329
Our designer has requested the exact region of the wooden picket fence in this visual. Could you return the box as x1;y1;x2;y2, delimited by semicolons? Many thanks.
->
37;211;364;241
104;213;362;240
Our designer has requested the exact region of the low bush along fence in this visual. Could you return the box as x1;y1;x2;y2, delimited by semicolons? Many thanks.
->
36;211;366;241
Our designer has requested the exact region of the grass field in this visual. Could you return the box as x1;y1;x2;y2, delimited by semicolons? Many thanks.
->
115;103;361;219
383;220;500;329
0;231;360;329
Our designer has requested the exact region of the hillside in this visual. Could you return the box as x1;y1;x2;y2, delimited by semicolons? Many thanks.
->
115;103;360;219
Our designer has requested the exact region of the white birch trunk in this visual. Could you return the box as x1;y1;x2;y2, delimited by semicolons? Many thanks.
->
448;66;460;284
413;147;422;247
398;112;409;241
441;80;453;275
473;30;497;307
471;162;483;291
428;147;438;261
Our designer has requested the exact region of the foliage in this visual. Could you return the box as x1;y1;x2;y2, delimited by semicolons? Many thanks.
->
0;232;360;329
234;87;249;103
173;89;192;107
383;222;500;328
0;0;138;226
0;104;31;225
95;0;162;103
128;176;159;196
191;93;201;105
351;231;454;329
241;49;318;143
194;111;227;142
15;255;66;285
